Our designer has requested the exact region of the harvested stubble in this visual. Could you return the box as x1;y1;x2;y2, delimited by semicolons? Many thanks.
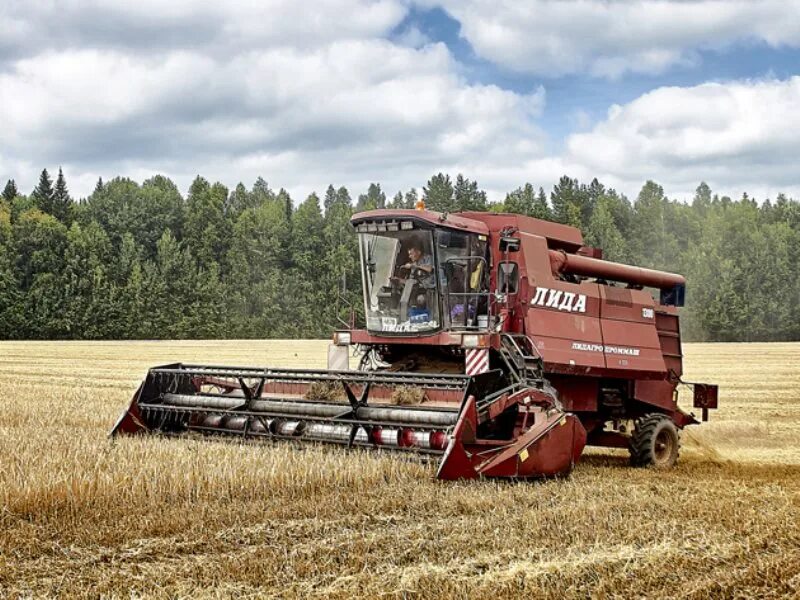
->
1;340;799;599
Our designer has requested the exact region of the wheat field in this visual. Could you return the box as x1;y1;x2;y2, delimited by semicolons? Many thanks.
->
1;340;799;598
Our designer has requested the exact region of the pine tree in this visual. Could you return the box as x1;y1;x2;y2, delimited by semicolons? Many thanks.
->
227;183;251;216
323;186;358;328
150;230;191;338
277;188;293;266
631;181;669;269
504;184;536;216
453;175;487;211
336;186;351;207
95;177;104;193
291;193;325;275
3;179;18;203
532;187;551;220
251;177;275;208
278;188;293;225
423;173;454;212
356;183;386;211
550;176;584;228
288;193;327;335
324;185;337;213
52;167;72;223
585;196;628;262
693;182;712;215
184;176;230;269
389;191;404;209
32;169;55;215
121;259;147;337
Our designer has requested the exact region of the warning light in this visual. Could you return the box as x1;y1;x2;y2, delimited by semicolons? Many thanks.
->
415;198;426;211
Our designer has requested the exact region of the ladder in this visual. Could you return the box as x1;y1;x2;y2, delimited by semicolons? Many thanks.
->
498;333;544;386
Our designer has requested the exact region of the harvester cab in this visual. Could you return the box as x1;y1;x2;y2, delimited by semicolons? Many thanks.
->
111;207;717;480
355;213;489;334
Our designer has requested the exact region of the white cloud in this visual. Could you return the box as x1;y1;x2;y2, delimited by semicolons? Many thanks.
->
1;1;799;204
1;0;407;58
425;0;800;78
395;26;431;49
565;77;800;199
0;18;549;199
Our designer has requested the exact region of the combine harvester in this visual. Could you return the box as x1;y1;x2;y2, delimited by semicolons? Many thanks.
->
112;205;717;479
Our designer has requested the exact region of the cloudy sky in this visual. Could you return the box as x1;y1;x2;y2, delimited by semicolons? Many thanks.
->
2;0;800;203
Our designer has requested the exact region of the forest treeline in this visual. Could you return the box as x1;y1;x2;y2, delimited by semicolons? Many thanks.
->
1;170;798;342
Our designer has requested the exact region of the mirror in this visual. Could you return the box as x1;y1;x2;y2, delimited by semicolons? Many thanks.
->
499;236;520;252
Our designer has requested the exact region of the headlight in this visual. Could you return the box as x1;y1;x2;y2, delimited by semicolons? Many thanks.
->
462;334;488;348
333;332;351;346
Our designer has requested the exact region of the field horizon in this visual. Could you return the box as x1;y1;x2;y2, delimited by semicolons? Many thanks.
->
1;340;799;598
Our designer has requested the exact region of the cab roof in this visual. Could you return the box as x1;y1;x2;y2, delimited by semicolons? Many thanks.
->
351;209;489;235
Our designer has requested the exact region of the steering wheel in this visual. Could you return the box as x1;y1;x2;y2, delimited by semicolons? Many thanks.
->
400;264;431;280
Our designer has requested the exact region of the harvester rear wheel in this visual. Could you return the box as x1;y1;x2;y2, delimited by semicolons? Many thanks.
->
630;414;680;468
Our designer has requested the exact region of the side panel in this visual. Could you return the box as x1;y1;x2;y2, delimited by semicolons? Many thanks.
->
598;286;666;374
518;231;555;283
525;281;606;372
518;231;604;373
600;321;665;372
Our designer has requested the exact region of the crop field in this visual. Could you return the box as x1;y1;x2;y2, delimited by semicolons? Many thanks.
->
1;341;799;598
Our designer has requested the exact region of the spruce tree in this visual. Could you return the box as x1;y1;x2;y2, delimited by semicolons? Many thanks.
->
550;176;584;227
504;183;535;216
277;188;293;226
227;183;250;216
324;185;337;213
532;187;552;220
631;181;669;268
251;177;275;208
356;183;386;211
585;196;628;262
3;179;18;203
423;173;454;212
32;169;55;215
277;187;294;266
184;177;230;270
389;191;404;208
403;188;419;209
323;186;358;328
453;174;487;211
53;167;72;223
289;193;327;335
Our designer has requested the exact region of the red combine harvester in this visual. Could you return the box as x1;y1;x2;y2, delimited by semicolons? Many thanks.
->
111;207;718;479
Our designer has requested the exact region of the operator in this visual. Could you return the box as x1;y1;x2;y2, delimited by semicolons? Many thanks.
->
401;243;435;288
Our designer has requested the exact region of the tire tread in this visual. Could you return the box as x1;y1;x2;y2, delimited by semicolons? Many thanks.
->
630;413;680;468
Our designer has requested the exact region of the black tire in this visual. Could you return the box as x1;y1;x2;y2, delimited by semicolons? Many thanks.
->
630;414;680;468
